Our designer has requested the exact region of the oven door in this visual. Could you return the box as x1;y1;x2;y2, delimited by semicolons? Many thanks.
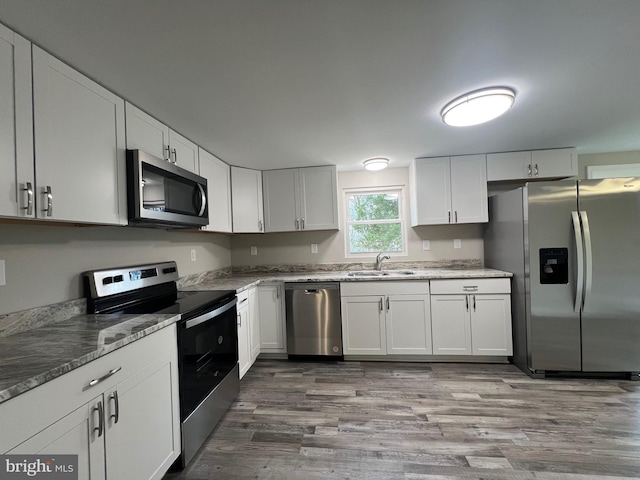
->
127;149;209;228
177;299;238;420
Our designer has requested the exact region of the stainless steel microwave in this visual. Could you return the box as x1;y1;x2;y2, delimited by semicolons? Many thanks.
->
126;149;209;228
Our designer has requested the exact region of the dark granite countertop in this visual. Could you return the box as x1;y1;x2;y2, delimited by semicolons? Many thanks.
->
0;313;180;404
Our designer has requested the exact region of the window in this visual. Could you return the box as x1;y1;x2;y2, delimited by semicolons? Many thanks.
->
344;187;406;256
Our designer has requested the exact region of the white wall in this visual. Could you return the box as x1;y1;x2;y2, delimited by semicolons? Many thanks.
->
231;168;484;267
0;223;231;315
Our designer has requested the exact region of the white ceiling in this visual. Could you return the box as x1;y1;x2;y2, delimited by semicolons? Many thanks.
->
1;0;639;171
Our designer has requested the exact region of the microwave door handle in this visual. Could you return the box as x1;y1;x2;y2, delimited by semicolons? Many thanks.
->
196;184;207;217
571;211;585;313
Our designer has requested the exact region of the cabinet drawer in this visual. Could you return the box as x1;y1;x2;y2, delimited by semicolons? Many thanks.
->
340;281;429;297
236;290;250;309
430;278;510;295
0;324;176;453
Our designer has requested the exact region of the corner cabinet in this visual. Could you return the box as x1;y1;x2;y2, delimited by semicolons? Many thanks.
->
430;278;512;356
125;102;199;174
199;148;232;233
0;24;34;219
32;46;127;225
262;166;339;232
340;282;431;356
486;148;577;181
410;155;488;226
231;167;264;233
1;325;181;480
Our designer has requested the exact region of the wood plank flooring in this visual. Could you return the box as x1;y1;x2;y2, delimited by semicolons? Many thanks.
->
164;360;640;480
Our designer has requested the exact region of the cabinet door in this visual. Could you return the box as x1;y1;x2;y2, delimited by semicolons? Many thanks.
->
237;305;251;379
33;47;126;225
486;151;531;181
430;295;472;355
9;395;106;480
199;148;232;232
168;130;199;174
231;167;264;233
105;355;180;480
531;148;577;179
299;166;339;230
386;295;432;355
341;296;386;355
410;157;451;225
470;294;513;355
450;155;488;224
0;25;33;218
248;287;261;362
258;285;286;352
125;102;169;161
262;169;298;232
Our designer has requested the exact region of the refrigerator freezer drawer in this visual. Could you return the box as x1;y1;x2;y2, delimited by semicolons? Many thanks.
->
430;278;510;295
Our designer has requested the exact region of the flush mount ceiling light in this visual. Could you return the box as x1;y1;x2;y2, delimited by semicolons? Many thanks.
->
363;157;390;171
441;87;516;127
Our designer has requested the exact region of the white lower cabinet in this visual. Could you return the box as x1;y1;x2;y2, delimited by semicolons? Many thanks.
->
248;286;261;362
1;325;180;480
237;286;260;378
340;282;431;356
258;284;286;353
430;279;512;356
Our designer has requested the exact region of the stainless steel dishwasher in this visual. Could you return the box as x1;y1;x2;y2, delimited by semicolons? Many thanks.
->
285;282;343;357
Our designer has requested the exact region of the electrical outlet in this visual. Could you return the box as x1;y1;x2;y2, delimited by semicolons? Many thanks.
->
0;260;5;286
190;249;197;261
250;246;258;256
453;239;462;249
311;244;318;254
422;240;431;251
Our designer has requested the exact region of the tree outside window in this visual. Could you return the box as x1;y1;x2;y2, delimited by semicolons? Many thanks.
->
345;187;406;256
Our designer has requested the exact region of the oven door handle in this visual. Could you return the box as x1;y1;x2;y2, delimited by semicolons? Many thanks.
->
185;298;237;329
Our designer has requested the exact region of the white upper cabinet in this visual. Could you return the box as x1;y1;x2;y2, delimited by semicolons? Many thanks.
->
231;166;264;233
486;147;577;181
0;25;33;219
198;148;232;233
263;165;338;232
125;102;199;174
32;46;126;225
410;155;487;226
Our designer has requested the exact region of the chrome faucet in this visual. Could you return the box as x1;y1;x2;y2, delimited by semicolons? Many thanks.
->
375;252;391;271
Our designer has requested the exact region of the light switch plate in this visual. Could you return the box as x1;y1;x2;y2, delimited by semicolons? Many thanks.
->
422;240;431;251
0;260;5;286
311;244;318;254
250;246;258;256
453;239;462;249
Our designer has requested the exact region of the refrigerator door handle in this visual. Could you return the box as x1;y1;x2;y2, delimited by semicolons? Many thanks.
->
580;210;593;309
571;211;585;313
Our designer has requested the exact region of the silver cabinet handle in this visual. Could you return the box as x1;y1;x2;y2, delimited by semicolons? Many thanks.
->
465;295;469;311
196;184;207;216
463;286;478;292
110;391;120;424
22;182;34;215
258;220;263;231
454;211;458;223
93;400;104;437
473;295;476;312
386;297;390;311
237;313;242;327
571;211;585;313
301;218;305;229
172;148;177;164
165;145;171;162
295;218;300;230
527;164;532;177
534;164;539;176
42;186;53;217
448;211;451;223
87;366;122;388
379;298;383;312
581;211;593;310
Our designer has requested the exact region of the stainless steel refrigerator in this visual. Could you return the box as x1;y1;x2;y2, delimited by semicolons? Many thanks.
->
484;178;640;378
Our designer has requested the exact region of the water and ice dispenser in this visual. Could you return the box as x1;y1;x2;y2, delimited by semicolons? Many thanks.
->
539;248;569;284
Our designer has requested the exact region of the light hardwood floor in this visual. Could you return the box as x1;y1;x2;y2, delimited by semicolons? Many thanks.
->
165;360;640;479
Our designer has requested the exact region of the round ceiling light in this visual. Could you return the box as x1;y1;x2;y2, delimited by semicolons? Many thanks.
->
363;157;390;171
441;87;515;127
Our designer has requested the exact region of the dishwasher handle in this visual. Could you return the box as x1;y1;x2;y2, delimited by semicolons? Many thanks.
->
285;282;340;291
304;289;320;294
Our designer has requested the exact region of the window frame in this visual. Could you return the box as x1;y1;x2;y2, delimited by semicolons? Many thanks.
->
343;185;407;258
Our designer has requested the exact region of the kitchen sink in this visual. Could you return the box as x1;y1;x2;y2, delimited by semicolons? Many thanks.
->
347;270;416;277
